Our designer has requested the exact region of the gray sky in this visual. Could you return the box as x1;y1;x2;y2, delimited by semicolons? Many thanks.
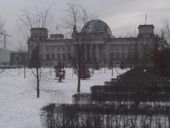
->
0;0;170;50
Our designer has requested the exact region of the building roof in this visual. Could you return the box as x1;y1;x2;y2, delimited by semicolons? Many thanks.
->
138;24;154;29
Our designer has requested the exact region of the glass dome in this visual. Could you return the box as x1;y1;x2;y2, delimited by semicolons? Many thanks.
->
81;20;112;39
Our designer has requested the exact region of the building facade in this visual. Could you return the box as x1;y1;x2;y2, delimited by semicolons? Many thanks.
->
27;19;165;68
10;51;27;67
0;48;10;66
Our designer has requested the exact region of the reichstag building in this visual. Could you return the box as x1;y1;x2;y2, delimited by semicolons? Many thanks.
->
28;19;165;68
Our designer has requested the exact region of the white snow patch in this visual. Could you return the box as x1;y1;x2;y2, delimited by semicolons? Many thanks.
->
0;67;127;128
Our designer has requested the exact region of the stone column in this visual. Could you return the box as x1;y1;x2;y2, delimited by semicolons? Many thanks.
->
93;44;96;62
81;44;85;61
96;44;100;61
84;44;88;61
91;44;94;63
87;44;90;62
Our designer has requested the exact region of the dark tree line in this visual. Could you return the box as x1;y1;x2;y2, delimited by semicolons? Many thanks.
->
152;36;170;77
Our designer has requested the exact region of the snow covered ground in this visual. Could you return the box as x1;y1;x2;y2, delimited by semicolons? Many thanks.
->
0;68;127;128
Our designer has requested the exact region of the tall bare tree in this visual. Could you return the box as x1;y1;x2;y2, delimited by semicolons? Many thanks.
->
0;16;5;46
162;16;170;42
0;16;8;73
0;16;5;33
19;6;54;98
63;3;98;32
64;3;97;93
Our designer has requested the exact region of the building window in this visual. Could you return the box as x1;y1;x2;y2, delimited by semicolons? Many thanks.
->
122;46;125;51
46;53;50;60
51;47;54;51
55;46;60;51
52;53;55;60
110;53;113;59
121;53;125;59
62;46;65;51
67;53;71;60
116;46;119;51
63;53;65;60
46;47;49;51
57;47;60;51
128;52;132;58
124;52;127;58
68;47;71;51
116;52;119;58
40;46;43;51
57;54;60;61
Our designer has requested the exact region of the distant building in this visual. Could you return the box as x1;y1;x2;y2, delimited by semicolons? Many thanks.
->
28;28;72;67
10;51;27;67
27;19;166;68
0;48;10;66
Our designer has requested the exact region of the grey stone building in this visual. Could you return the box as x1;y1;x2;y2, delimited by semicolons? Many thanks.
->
0;48;10;66
10;51;27;67
27;19;164;68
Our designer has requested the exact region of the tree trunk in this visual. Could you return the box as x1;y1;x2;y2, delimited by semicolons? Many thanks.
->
24;66;26;78
77;43;81;93
112;66;113;76
24;54;26;78
36;67;40;98
77;68;81;93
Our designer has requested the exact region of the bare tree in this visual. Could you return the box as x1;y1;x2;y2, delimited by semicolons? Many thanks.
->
162;16;170;42
16;42;27;78
0;16;5;33
64;3;97;93
63;3;81;31
0;16;6;47
0;16;9;73
65;3;82;92
18;6;53;39
19;6;54;98
63;3;98;32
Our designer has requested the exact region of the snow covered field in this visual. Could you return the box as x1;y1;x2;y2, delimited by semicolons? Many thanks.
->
0;68;127;128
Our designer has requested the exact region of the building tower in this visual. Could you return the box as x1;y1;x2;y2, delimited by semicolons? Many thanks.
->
30;28;48;41
138;25;154;38
137;25;155;67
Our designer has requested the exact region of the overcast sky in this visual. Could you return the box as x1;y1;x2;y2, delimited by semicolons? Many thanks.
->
0;0;170;50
